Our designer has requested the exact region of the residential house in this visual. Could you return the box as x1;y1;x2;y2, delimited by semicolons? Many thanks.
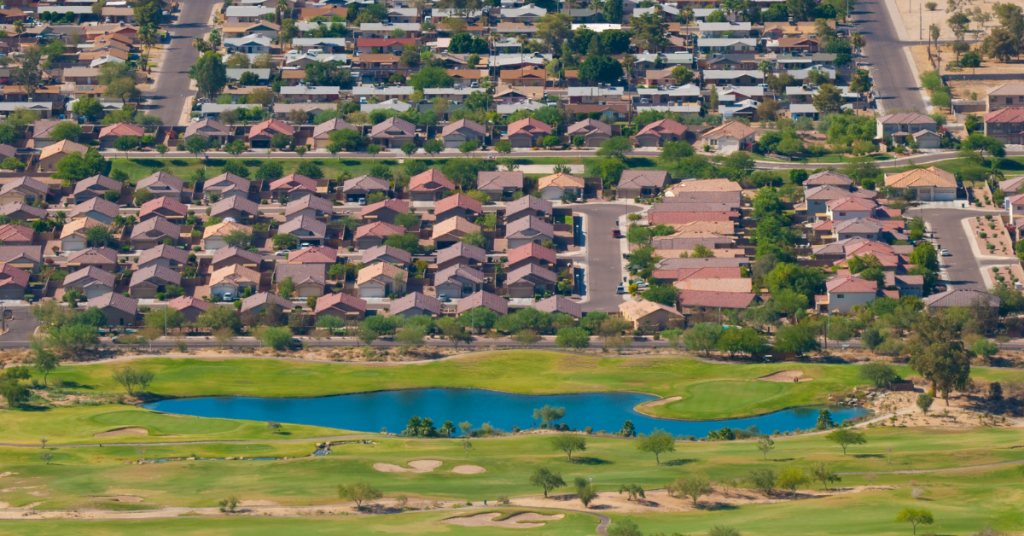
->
184;119;230;145
499;67;548;86
619;298;683;330
354;37;417;53
204;173;251;200
315;292;367;320
137;244;189;270
212;246;262;270
275;264;326;298
69;197;120;224
435;193;482;222
286;195;334;221
805;170;854;189
311;118;358;149
0;176;48;205
0;263;28;300
31;119;70;150
361;245;412;267
537;173;585;201
0;202;46;221
130;217;179;249
825;196;878;221
210;196;260;221
802;185;876;217
279;216;327;245
441;119;487;149
129;265;181;299
478;171;524;200
369;117;416;148
0;224;32;245
506;216;554;249
983;107;1024;144
436;242;486;269
817;274;882;313
876;112;937;140
389;292;441;318
139;197;188;222
361;198;410;224
701;121;757;153
505;264;557;298
883;167;957;201
432;217;482;248
566;119;611;147
533;295;582;318
924;289;1000;309
202;221;253;250
136;171;184;200
677;290;757;317
433;264;485;299
987;83;1024;112
618;170;669;198
635;119;687;147
354;221;405;249
248;119;294;148
409;169;455;201
269;174;317;201
73;175;121;204
912;129;942;148
457;290;509;315
63;265;115;299
37;140;87;171
342;175;390;203
168;296;211;322
210;264;261;301
240;292;293;315
356;262;407;298
97;122;144;149
59;218;106;252
87;292;138;326
505;194;552;222
65;247;117;272
507;242;556;271
504;118;552;147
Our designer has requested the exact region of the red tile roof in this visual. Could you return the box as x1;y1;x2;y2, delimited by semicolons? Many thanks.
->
409;169;455;192
316;291;367;313
507;242;556;266
677;290;757;309
984;107;1024;123
435;193;482;215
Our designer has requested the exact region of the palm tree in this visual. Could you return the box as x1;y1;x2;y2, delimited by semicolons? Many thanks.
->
622;53;636;86
53;211;66;226
758;59;772;79
192;37;208;53
440;421;456;437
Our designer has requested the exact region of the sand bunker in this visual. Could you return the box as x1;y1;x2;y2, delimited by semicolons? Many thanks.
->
94;427;149;437
758;371;809;383
444;512;564;528
452;465;486;474
0;472;17;479
372;460;443;473
642;396;681;408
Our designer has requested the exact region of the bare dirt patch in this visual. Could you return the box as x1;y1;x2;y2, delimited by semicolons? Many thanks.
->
94;427;149;438
452;465;486;474
372;460;443;473
641;396;682;408
758;370;809;383
443;512;565;528
0;473;17;479
99;496;144;503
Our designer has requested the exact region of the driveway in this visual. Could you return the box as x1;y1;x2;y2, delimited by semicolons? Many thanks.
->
573;203;642;313
920;207;1012;291
0;306;40;346
856;0;929;113
142;0;218;126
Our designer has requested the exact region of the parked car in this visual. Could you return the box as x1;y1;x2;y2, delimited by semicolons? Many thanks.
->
616;285;625;294
940;249;950;256
357;198;366;205
612;228;621;238
438;294;449;302
275;250;290;256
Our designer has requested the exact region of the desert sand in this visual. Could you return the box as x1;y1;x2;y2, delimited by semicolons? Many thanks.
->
372;460;443;473
758;370;809;383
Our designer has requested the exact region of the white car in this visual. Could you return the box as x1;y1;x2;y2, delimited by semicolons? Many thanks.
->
276;250;290;256
940;249;950;256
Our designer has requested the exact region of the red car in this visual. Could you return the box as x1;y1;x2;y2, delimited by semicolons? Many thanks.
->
612;229;622;238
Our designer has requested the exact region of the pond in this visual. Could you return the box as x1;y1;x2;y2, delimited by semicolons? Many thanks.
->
144;389;870;437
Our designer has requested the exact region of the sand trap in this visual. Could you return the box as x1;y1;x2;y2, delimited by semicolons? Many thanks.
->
372;460;443;473
0;502;8;509
94;427;149;438
758;370;809;383
642;396;681;407
452;465;486;474
444;512;564;528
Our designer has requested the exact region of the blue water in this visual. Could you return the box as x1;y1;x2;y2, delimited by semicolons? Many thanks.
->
144;389;870;437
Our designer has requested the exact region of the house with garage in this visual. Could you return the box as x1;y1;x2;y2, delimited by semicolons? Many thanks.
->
409;169;455;201
435;193;482;223
441;119;487;149
69;197;120;224
168;296;211;322
566;118;611;147
63;265;115;299
805;170;853;189
275;264;326;298
73;175;121;204
270;174;317;201
370;117;417;148
87;292;138;326
129;265;181;299
883;166;957;201
59;218;105;252
0;202;46;222
534;295;583;318
361;198;410;224
619;298;683;330
361;245;412;267
876;112;937;140
618;170;669;198
0;224;33;245
506;242;556;271
537;173;585;201
210;264;261;301
37;140;87;171
248;119;294;148
436;242;486;269
432;217;482;248
315;292;368;320
139;197;188;222
0;176;48;205
478;170;524;200
700;121;757;153
137;244;189;270
65;247;117;272
288;246;338;268
202;221;253;251
286;195;334;221
311;118;358;149
342;175;390;203
504;117;551;148
240;292;293;315
204;173;250;201
634;119;687;147
210;196;260;222
457;290;509;315
389;292;441;318
505;194;552;222
130;217;179;250
97;122;145;149
506;215;554;249
212;246;262;270
354;221;405;249
817;274;882;314
137;171;183;200
505;264;557;298
433;264;485;300
0;263;29;300
357;262;408;298
278;216;327;245
184;118;230;145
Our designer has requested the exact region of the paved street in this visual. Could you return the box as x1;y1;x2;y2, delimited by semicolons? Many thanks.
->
920;207;1014;291
142;0;217;126
856;0;929;113
0;306;38;347
574;203;642;312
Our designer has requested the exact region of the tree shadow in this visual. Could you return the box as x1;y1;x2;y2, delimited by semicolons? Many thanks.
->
771;458;796;463
705;503;740;511
169;159;190;167
54;380;93;390
852;454;884;459
570;457;612;465
662;458;696;466
15;404;52;412
131;159;166;169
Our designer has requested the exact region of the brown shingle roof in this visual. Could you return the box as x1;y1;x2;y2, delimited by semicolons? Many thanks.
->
457;290;509;315
389;291;441;315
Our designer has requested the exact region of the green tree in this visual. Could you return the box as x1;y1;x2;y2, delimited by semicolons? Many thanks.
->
810;461;841;490
259;326;294;350
773;323;820;355
683;323;723;356
49;122;82;142
337;481;383;508
597;136;633;159
775;468;809;498
30;337;60;386
635;429;675;465
746;467;776;494
916;392;934;414
555;326;590;348
909;341;971;405
189;51;228;101
860;362;899;388
824;428;867;455
756;436;775;460
670;473;712;507
895;508;934;535
529;467;565;498
550;433;587;461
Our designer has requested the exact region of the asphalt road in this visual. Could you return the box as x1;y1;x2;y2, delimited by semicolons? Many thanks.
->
142;0;217;126
856;0;929;113
919;207;1012;291
574;203;643;312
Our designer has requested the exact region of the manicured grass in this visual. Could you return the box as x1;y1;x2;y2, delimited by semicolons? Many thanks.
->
38;352;1024;422
0;405;355;445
